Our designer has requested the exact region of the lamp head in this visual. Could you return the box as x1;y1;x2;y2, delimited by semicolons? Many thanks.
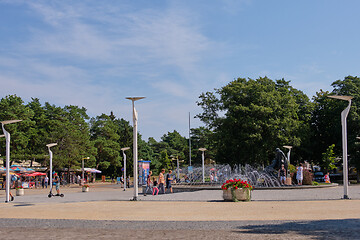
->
328;95;353;101
199;148;207;152
1;120;22;125
0;134;4;138
46;143;57;148
126;97;146;101
83;157;90;160
121;147;130;151
283;145;292;149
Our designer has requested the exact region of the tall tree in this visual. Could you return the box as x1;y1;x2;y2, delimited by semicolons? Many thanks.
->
197;77;312;166
313;76;360;182
0;95;35;163
90;113;121;177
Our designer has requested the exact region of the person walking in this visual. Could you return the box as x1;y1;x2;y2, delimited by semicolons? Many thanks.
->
278;164;286;185
144;170;152;196
44;175;49;188
158;169;165;194
296;163;303;185
166;170;173;193
53;172;62;196
152;177;159;195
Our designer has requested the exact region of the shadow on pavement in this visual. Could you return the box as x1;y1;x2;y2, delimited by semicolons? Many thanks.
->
236;219;360;239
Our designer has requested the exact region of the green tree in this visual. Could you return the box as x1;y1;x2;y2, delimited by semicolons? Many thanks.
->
197;77;312;166
321;144;337;172
159;150;171;170
0;95;35;163
90;113;121;177
190;126;216;165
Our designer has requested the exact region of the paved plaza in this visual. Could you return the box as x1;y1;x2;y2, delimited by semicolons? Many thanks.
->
0;184;360;239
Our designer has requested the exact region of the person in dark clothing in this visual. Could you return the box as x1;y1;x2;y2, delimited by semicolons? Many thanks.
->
166;170;173;193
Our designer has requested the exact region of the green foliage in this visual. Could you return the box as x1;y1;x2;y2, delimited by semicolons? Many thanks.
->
312;76;360;173
159;150;171;170
321;144;337;172
196;77;312;166
288;164;296;174
90;114;121;176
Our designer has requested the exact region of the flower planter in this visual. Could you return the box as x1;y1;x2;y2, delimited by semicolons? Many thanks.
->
223;188;251;202
16;188;24;196
82;186;89;192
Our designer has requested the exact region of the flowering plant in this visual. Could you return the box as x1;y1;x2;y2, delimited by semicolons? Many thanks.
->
16;186;23;189
82;184;90;188
221;178;253;191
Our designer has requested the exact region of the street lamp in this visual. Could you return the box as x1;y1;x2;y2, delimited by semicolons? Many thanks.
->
121;147;130;191
328;95;353;199
126;96;145;201
2;120;22;203
199;148;207;183
46;143;57;197
82;157;90;185
171;155;184;181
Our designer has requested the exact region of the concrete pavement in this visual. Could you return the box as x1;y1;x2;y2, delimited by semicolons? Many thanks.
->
1;184;359;239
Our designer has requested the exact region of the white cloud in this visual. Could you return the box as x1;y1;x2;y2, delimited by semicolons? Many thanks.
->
0;1;222;139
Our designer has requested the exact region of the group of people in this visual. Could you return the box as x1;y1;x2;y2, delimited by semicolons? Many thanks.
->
144;169;174;196
279;163;331;185
278;163;304;185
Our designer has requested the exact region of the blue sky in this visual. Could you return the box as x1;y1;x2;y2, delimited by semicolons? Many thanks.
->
0;0;359;140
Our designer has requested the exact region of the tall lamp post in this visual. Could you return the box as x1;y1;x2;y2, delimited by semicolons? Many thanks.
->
2;120;22;203
199;148;207;183
328;95;353;199
46;143;57;196
121;147;130;191
82;157;90;185
126;96;145;201
171;155;184;181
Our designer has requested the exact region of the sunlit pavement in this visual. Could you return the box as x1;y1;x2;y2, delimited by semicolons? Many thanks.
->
0;184;359;239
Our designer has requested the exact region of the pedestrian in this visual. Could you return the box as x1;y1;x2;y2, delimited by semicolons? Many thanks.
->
53;172;62;196
44;175;49;188
278;164;286;185
158;169;165;194
152;177;159;195
144;170;152;196
324;172;331;183
166;170;173;193
296;163;303;185
4;177;14;201
127;175;130;188
210;172;214;182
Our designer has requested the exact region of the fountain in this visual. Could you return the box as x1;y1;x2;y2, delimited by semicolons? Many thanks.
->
176;164;281;188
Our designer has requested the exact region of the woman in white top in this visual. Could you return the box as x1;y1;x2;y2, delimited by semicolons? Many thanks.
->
296;164;303;185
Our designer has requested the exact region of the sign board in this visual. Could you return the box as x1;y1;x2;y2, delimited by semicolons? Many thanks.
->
138;160;151;185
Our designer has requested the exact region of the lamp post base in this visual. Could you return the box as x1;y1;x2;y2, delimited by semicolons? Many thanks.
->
343;195;351;200
131;196;138;201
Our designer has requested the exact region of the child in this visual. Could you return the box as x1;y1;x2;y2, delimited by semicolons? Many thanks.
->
324;172;331;183
152;177;159;195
